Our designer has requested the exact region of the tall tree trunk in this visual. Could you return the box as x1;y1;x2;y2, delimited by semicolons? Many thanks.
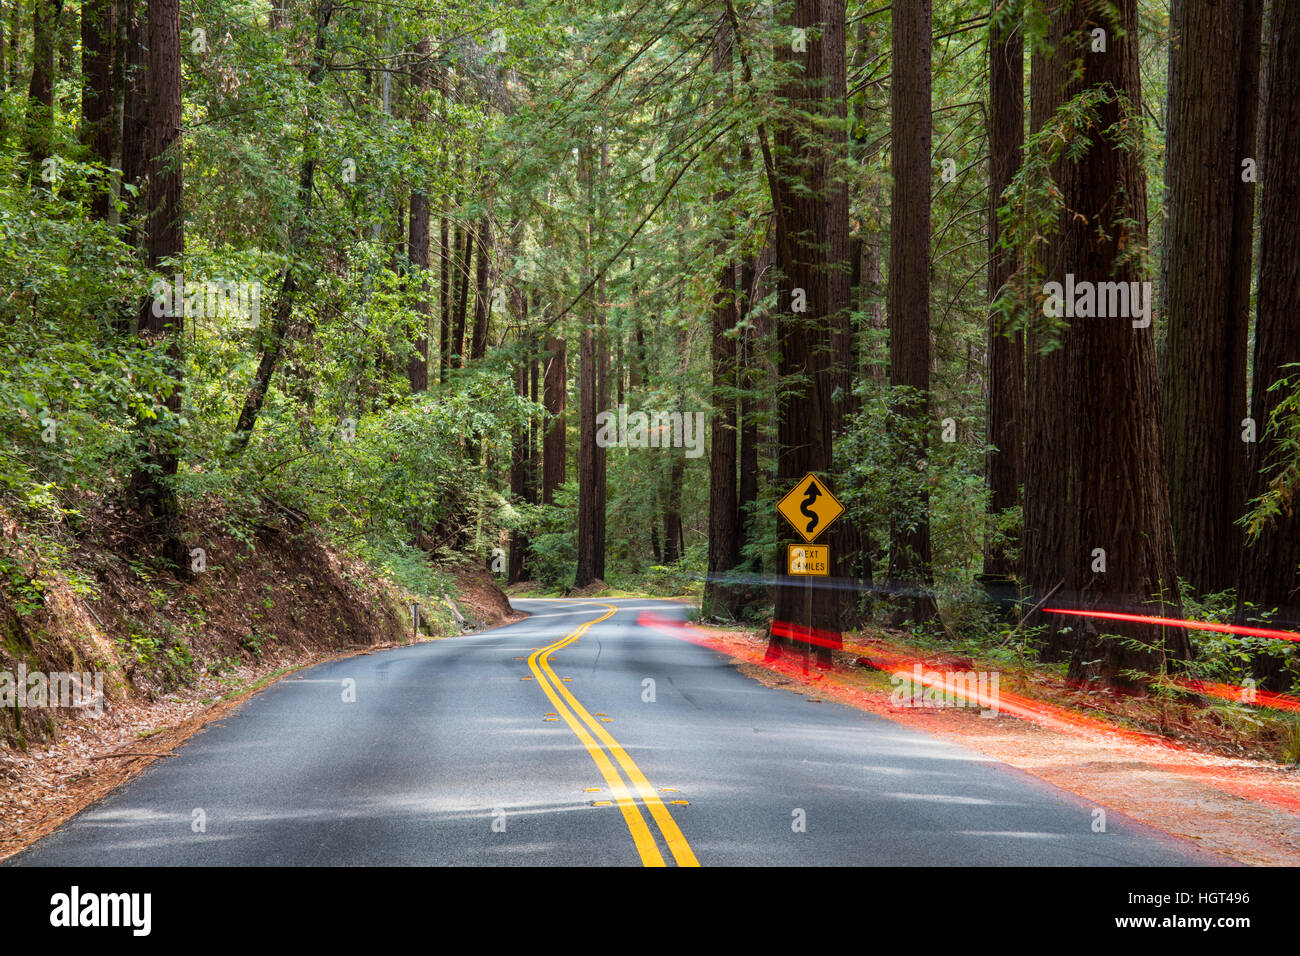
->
593;145;610;581
705;243;741;616
452;225;473;367
1162;0;1261;597
127;0;183;568
115;0;145;236
662;453;685;563
574;146;604;588
886;0;939;624
24;0;61;172
1026;0;1189;685
575;316;601;587
469;216;491;362
439;216;450;381
1238;0;1300;636
6;2;22;92
407;36;432;392
983;0;1026;593
820;0;860;634
508;325;532;584
81;0;117;220
739;239;773;576
765;0;843;659
541;335;566;504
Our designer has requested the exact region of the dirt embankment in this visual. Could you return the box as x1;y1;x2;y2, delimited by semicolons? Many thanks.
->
0;499;516;858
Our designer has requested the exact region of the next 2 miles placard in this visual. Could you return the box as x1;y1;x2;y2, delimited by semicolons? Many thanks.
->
787;544;829;576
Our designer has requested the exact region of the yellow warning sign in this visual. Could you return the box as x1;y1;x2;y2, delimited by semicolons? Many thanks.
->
787;544;830;576
777;473;844;543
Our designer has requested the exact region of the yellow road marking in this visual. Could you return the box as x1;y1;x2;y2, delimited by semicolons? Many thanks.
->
534;603;700;868
528;609;666;867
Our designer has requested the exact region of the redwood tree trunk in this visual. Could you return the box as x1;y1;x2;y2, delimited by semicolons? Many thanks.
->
820;0;860;633
439;216;451;381
469;217;491;362
1238;0;1300;635
24;0;60;171
541;336;566;505
574;317;601;587
1162;0;1260;596
407;36;432;392
706;253;741;615
983;0;1025;588
452;226;473;367
81;0;117;220
765;0;842;659
704;15;741;618
886;0;939;625
1026;0;1189;685
118;2;147;238
574;146;605;588
508;328;532;584
128;0;183;569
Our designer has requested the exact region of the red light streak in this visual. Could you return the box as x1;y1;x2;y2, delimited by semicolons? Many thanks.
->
636;612;1300;814
1044;607;1300;643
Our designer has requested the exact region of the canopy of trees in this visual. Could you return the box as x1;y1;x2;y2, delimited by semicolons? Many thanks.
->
2;0;1298;694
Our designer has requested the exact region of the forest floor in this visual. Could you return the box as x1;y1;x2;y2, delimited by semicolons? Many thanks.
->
656;617;1300;866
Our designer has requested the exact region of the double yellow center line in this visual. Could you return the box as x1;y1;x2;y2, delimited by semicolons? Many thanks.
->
527;601;699;867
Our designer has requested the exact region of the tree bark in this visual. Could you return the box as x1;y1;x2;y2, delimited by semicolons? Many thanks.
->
886;0;939;625
574;316;601;587
508;325;532;584
574;146;605;588
737;246;762;564
407;36;432;392
1238;0;1300;635
820;0;861;633
452;225;473;367
983;0;1025;590
705;244;741;615
1162;0;1260;597
127;0;183;569
24;0;61;173
81;0;117;220
764;0;845;659
6;2;22;92
1025;0;1189;685
469;216;491;362
438;216;451;381
541;335;566;505
117;0;146;237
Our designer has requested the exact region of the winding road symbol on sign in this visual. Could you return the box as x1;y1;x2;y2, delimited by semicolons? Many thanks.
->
777;473;844;544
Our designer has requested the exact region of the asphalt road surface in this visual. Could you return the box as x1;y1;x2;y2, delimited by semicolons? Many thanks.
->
8;598;1217;866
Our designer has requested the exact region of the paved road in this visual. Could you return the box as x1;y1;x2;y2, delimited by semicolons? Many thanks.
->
8;598;1216;866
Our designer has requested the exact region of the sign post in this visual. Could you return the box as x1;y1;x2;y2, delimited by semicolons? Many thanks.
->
776;473;844;665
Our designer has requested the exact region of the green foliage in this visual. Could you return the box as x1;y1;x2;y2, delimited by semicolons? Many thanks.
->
1242;366;1300;544
1177;584;1300;694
